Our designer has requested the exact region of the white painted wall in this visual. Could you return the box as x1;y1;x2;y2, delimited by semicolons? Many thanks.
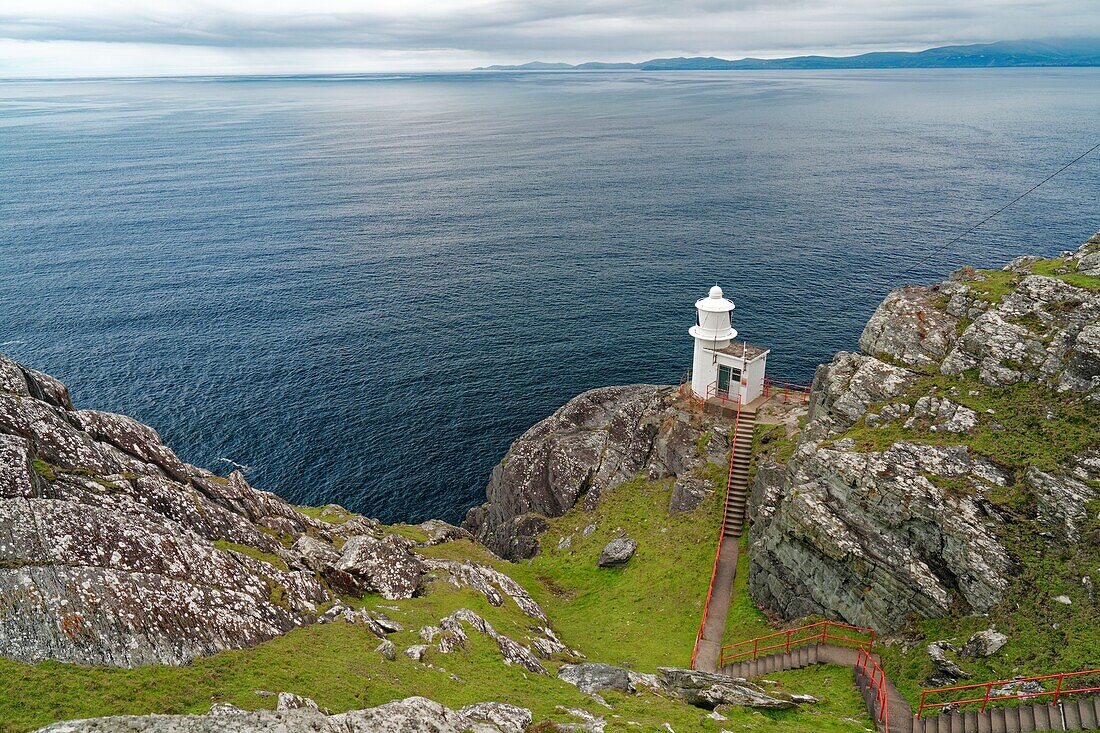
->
744;355;767;403
691;342;719;398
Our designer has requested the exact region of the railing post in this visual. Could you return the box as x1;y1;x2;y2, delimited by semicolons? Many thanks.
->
918;691;926;720
869;628;875;651
1053;675;1063;706
981;682;992;712
753;639;759;660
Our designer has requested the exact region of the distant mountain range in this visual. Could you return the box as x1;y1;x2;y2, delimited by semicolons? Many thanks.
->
475;39;1100;71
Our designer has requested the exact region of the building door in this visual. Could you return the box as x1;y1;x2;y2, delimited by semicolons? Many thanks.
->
717;365;741;397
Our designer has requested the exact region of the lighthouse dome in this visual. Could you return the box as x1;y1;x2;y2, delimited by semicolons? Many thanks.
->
689;283;736;344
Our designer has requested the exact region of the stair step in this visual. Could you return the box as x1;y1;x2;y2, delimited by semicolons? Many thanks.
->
1018;704;1034;732
991;707;1006;733
1066;700;1083;731
937;712;951;733
1031;703;1051;732
1081;697;1100;730
964;711;978;733
977;710;992;733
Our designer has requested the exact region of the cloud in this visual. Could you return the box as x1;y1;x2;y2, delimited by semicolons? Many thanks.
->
0;0;1097;76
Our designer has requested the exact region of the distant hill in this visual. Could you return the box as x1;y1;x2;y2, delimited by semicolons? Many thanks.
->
475;39;1100;71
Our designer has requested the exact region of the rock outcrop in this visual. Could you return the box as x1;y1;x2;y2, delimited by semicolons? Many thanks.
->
749;234;1100;630
0;354;427;668
0;355;340;667
33;697;532;733
658;667;799;710
462;385;732;559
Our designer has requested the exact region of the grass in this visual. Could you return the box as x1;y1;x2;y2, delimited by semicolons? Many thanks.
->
0;470;873;733
964;269;1020;303
424;476;725;672
833;373;1100;471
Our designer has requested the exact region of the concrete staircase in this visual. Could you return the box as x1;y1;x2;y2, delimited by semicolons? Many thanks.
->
911;697;1100;733
722;408;756;539
691;403;757;671
720;645;1100;733
723;644;911;733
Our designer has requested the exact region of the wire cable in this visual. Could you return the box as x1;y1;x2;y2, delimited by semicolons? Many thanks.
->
902;141;1100;280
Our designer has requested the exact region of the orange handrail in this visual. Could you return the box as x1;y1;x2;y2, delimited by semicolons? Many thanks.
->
719;620;874;666
690;397;744;669
917;668;1100;718
858;648;891;733
763;377;812;403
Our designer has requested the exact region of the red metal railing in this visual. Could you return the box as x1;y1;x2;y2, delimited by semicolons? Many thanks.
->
763;377;813;403
704;379;743;405
917;669;1100;719
690;398;745;669
719;620;875;667
858;648;891;733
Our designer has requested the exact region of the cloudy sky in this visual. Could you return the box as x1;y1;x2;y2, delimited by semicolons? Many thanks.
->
1;0;1098;77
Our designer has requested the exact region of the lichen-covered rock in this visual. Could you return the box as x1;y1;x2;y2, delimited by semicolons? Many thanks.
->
423;559;547;620
747;235;1100;631
750;440;1011;628
597;538;637;567
658;667;798;710
941;271;1100;396
859;284;960;368
462;385;732;559
960;628;1009;658
1024;466;1097;542
334;534;424;600
927;641;970;679
458;702;533;733
418;519;474;545
34;697;526;732
435;608;547;674
0;354;382;668
803;353;917;441
558;663;657;696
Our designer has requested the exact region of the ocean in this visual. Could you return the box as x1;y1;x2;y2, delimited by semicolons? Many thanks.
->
0;69;1097;523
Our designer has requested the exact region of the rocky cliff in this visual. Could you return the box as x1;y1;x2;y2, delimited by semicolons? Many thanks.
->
0;356;482;667
749;233;1100;630
462;385;735;559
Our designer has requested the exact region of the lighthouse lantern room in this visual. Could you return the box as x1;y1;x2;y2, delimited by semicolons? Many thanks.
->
689;285;770;405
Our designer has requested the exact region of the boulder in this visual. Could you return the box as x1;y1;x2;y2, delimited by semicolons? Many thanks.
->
960;629;1009;658
334;534;424;599
558;663;635;695
376;639;397;661
276;692;319;711
858;284;960;368
418;519;474;545
458;702;532;733
658;667;798;710
597;538;638;567
927;641;970;679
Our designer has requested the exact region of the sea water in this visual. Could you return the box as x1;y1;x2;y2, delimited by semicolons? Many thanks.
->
0;69;1097;522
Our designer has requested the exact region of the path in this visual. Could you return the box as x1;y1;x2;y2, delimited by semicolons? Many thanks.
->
692;402;756;672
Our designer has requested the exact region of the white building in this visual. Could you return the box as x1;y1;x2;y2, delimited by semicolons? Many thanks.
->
689;285;770;405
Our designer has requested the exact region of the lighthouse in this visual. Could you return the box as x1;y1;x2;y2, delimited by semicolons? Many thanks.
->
689;285;769;405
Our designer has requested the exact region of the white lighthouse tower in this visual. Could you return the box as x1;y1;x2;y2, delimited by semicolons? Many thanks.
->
689;285;769;406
